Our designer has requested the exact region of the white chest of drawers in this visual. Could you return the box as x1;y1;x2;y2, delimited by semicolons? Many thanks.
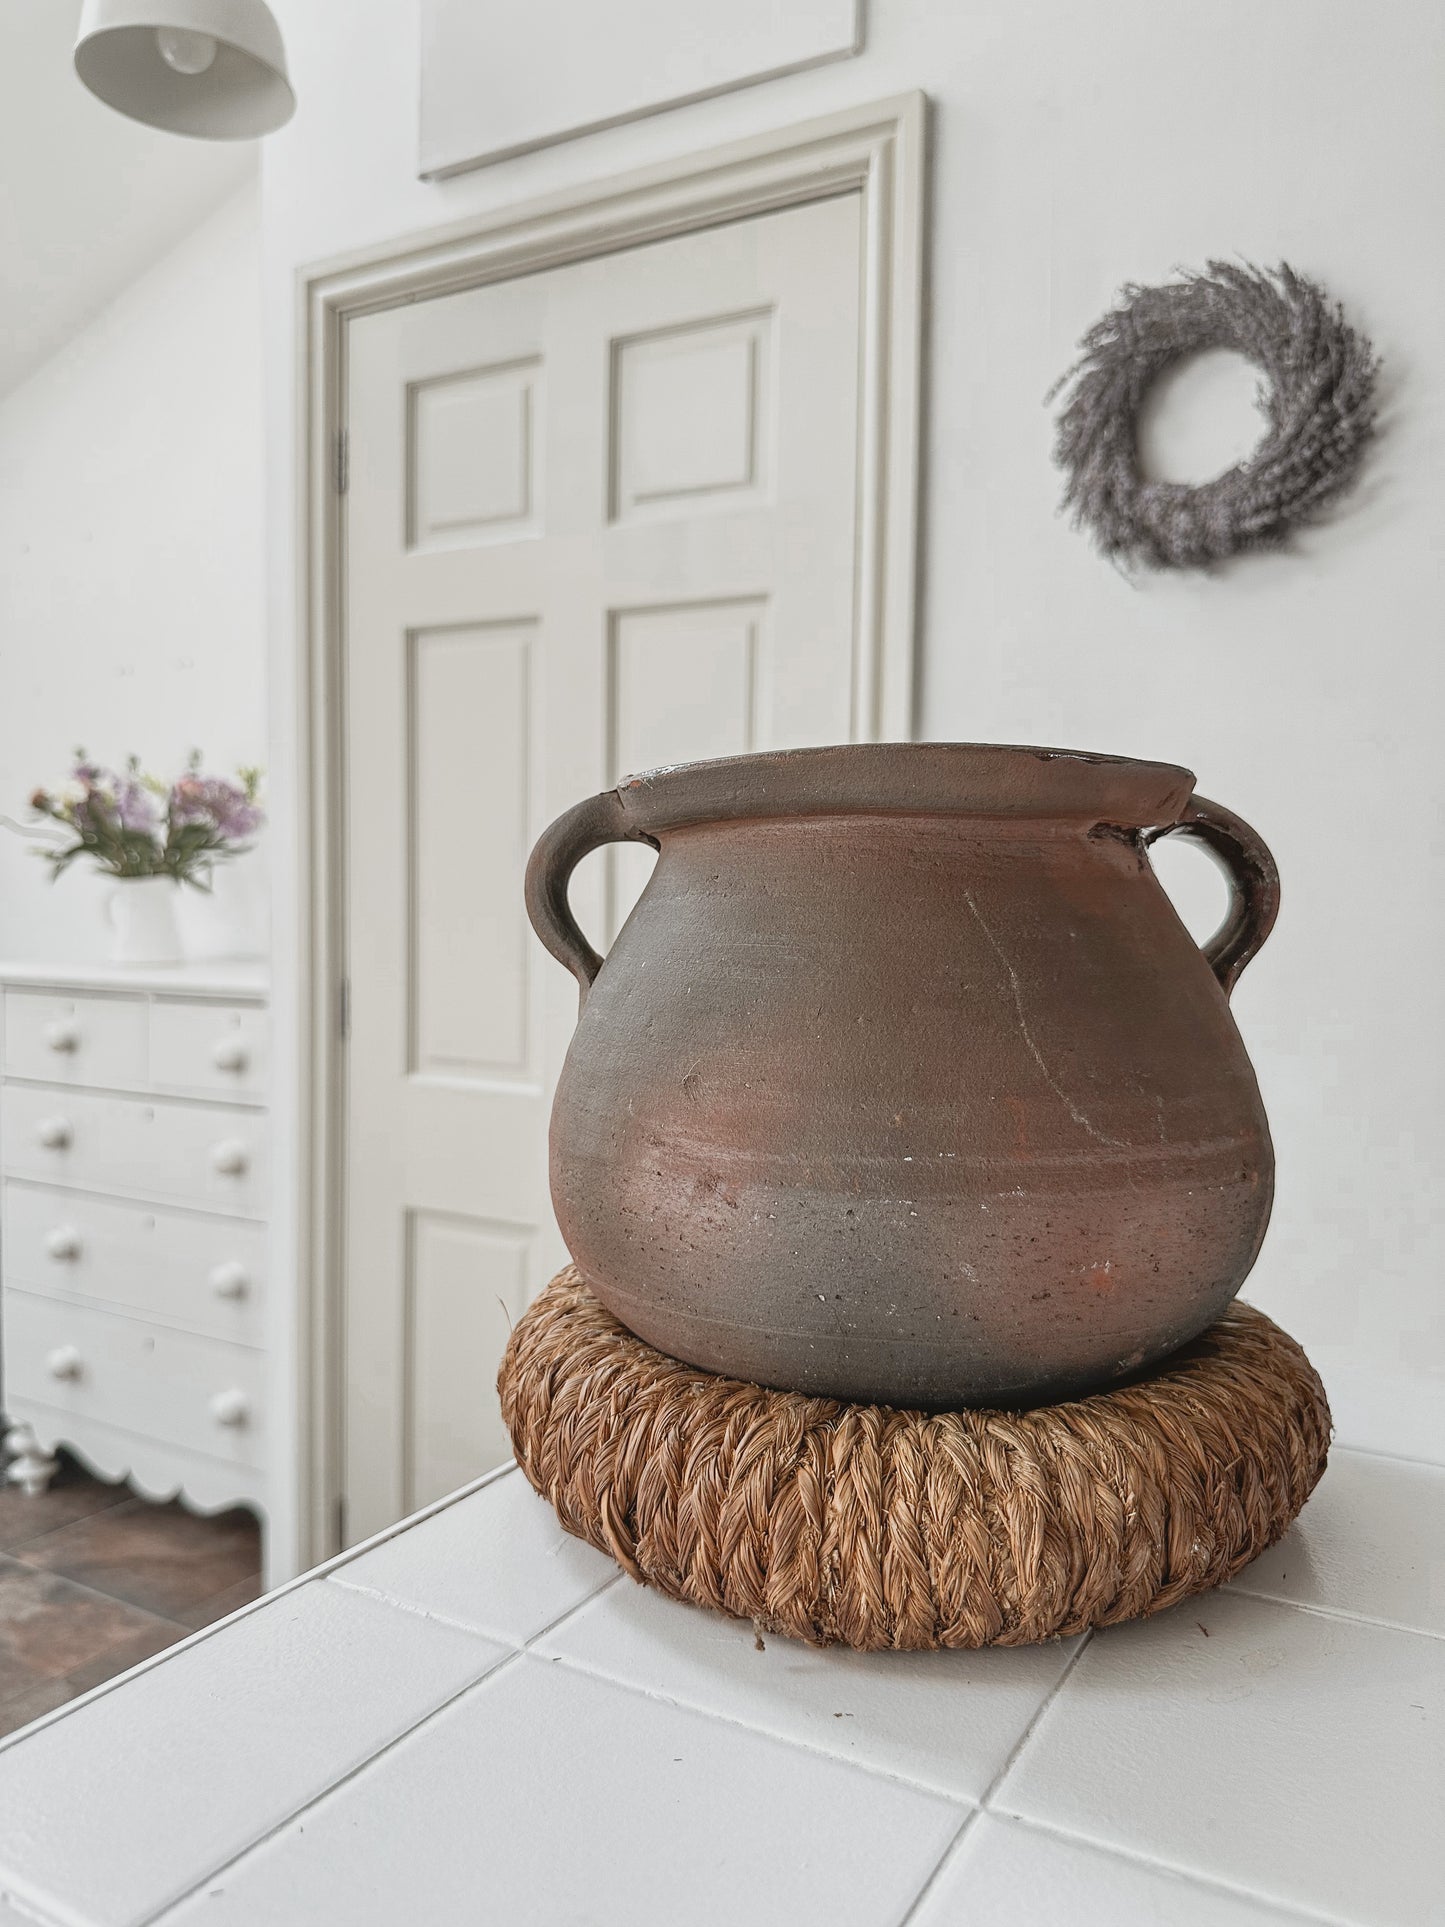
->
0;961;270;1521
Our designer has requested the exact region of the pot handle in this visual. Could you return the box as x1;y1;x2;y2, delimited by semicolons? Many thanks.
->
1145;795;1280;997
524;789;659;1004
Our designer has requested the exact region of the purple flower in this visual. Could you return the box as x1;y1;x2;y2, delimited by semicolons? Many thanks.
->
14;754;265;886
115;777;160;834
169;775;264;844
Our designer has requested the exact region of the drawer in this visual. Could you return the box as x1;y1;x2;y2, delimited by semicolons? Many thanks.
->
3;1181;265;1344
149;1000;268;1101
3;989;147;1090
4;1289;264;1468
1;1086;269;1218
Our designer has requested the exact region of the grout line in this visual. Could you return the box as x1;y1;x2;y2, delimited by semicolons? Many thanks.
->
0;1877;76;1927
519;1570;628;1647
986;1809;1357;1927
4;1503;148;1560
890;1803;978;1927
891;1808;980;1926
170;1579;268;1636
0;1491;132;1552
135;1642;529;1927
321;1572;520;1644
978;1628;1094;1810
134;1573;629;1925
894;1630;1095;1924
0;1557;265;1734
323;1565;623;1649
1218;1583;1445;1644
0;1462;524;1756
0;1684;74;1731
532;1642;980;1804
1;1522;259;1632
0;1644;177;1732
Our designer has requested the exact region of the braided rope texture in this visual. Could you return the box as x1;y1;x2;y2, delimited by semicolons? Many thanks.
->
500;1268;1331;1651
1052;260;1379;570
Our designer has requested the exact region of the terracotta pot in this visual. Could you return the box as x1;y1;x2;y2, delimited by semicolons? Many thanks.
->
526;744;1279;1409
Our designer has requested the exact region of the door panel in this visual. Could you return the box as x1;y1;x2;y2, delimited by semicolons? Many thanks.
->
611;309;771;518
408;357;542;549
409;621;534;1077
342;192;864;1542
606;596;768;936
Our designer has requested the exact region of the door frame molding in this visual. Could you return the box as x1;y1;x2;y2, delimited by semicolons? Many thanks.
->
293;91;927;1565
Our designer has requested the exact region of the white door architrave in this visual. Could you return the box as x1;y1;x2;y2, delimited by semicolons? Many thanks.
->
290;93;927;1571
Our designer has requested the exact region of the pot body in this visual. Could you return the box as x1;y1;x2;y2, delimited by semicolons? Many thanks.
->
173;856;268;960
107;876;183;967
531;745;1278;1408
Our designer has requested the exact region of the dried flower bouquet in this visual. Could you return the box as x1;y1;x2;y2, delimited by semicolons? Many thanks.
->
22;752;264;887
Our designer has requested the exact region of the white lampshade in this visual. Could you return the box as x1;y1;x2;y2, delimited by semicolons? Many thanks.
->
74;0;295;140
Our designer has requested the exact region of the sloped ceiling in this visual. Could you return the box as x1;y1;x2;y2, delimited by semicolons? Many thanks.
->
0;0;256;399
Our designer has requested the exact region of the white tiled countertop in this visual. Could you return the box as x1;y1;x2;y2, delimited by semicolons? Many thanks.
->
0;1447;1441;1926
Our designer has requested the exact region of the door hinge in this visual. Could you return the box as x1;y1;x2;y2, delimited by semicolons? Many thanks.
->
338;976;350;1042
335;1493;348;1549
333;426;349;495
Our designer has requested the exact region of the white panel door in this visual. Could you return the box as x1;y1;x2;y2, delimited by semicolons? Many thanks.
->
342;193;863;1542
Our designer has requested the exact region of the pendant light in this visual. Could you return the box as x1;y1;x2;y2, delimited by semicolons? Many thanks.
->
74;0;295;140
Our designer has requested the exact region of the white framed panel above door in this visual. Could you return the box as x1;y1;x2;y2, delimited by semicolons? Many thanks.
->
294;94;927;1569
419;0;862;177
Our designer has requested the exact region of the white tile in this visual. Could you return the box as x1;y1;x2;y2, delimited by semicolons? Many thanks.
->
159;1655;963;1926
0;1580;508;1927
1229;1448;1445;1637
1303;1348;1445;1469
912;1814;1316;1926
330;1465;618;1644
536;1575;1080;1800
0;1893;65;1927
995;1592;1445;1926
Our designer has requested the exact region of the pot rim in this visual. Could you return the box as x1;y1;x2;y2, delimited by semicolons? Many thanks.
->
613;742;1197;833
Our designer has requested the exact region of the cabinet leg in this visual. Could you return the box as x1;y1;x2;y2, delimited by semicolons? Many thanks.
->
3;1424;58;1498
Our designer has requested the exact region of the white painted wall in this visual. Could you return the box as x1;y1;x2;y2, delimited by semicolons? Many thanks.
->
262;0;1445;1545
0;185;267;962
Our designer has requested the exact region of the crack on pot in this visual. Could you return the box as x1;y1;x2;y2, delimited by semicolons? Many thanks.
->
963;889;1128;1150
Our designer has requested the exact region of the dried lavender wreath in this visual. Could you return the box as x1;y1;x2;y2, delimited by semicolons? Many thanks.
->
1051;261;1380;570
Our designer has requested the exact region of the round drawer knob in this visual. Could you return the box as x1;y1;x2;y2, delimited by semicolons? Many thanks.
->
209;1260;250;1300
36;1116;72;1150
44;1226;82;1261
43;1019;81;1053
209;1138;249;1176
46;1345;83;1381
209;1387;249;1428
211;1035;250;1073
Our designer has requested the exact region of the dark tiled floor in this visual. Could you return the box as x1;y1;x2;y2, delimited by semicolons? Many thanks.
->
0;1453;261;1739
